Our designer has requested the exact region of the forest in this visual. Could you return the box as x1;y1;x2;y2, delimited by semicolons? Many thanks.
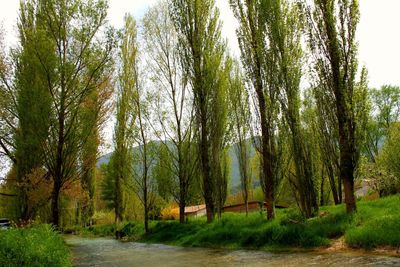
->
0;0;399;265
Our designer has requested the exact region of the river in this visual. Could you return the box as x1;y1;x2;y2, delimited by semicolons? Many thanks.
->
65;236;400;267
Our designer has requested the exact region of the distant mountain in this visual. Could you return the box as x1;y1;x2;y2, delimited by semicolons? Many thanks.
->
96;140;257;193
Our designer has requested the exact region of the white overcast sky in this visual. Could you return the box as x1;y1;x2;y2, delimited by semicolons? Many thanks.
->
1;0;399;88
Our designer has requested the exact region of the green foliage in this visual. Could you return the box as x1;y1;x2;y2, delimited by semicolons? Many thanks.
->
378;123;400;180
0;225;71;267
71;224;116;237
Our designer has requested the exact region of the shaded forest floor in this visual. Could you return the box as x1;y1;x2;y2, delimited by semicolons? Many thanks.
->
68;195;400;255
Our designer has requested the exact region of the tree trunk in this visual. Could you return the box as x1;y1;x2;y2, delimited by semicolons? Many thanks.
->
206;204;214;222
326;164;340;205
245;197;249;216
341;144;356;212
338;175;343;203
144;205;149;234
51;181;61;227
200;110;214;223
320;171;325;206
259;99;275;220
179;202;185;224
179;175;186;224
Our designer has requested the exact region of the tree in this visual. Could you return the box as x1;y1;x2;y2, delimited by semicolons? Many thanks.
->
364;85;400;162
266;0;318;217
111;14;138;224
126;15;158;232
378;124;400;181
170;0;229;222
230;0;282;219
312;85;342;204
22;0;116;226
228;61;252;215
307;0;361;213
80;83;111;225
142;1;198;224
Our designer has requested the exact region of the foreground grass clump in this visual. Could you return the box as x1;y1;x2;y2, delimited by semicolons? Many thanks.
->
67;224;116;237
345;195;400;249
0;224;71;267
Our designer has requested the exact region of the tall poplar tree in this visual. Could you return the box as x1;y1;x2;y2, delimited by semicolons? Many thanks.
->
266;0;318;217
307;0;361;213
228;61;252;215
112;14;138;223
230;0;281;219
170;0;229;222
142;1;198;224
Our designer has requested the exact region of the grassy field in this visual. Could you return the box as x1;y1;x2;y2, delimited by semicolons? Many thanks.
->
0;224;71;267
71;195;400;250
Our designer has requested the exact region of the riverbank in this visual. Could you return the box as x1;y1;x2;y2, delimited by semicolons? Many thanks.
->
69;195;400;255
0;224;71;267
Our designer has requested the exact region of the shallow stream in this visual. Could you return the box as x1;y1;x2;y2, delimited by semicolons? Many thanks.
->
65;235;400;267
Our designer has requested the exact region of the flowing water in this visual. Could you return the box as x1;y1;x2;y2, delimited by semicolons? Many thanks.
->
65;235;400;267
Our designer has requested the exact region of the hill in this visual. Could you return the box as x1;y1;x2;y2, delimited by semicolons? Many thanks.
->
96;140;257;193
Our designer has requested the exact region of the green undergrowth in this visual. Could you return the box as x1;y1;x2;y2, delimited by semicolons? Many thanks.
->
345;195;400;249
70;195;400;250
143;208;352;249
0;224;71;267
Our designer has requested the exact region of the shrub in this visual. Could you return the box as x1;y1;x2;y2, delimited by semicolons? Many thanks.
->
0;224;71;267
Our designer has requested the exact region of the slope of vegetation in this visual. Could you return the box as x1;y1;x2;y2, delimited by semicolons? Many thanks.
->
0;225;71;267
71;195;400;251
144;195;400;250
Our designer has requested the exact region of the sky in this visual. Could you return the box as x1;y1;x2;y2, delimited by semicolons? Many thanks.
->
1;0;400;89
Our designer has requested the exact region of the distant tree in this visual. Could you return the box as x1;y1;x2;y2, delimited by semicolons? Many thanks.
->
80;82;111;225
100;162;115;210
377;123;400;184
228;61;252;215
364;85;400;162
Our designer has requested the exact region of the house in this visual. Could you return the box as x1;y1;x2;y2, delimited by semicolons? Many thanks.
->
169;204;207;218
184;204;207;217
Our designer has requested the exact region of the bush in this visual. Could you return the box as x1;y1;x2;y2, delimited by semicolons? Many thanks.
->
0;224;71;267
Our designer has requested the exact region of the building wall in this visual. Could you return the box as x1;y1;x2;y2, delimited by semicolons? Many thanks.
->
223;202;262;213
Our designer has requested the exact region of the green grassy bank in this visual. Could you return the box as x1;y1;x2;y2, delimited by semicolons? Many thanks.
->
0;224;71;267
71;195;400;251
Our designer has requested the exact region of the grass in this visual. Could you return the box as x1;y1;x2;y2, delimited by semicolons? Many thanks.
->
143;208;351;249
345;195;400;249
70;195;400;251
65;224;116;237
0;224;71;267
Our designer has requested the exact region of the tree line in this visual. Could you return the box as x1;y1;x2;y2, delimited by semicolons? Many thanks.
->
0;0;399;231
